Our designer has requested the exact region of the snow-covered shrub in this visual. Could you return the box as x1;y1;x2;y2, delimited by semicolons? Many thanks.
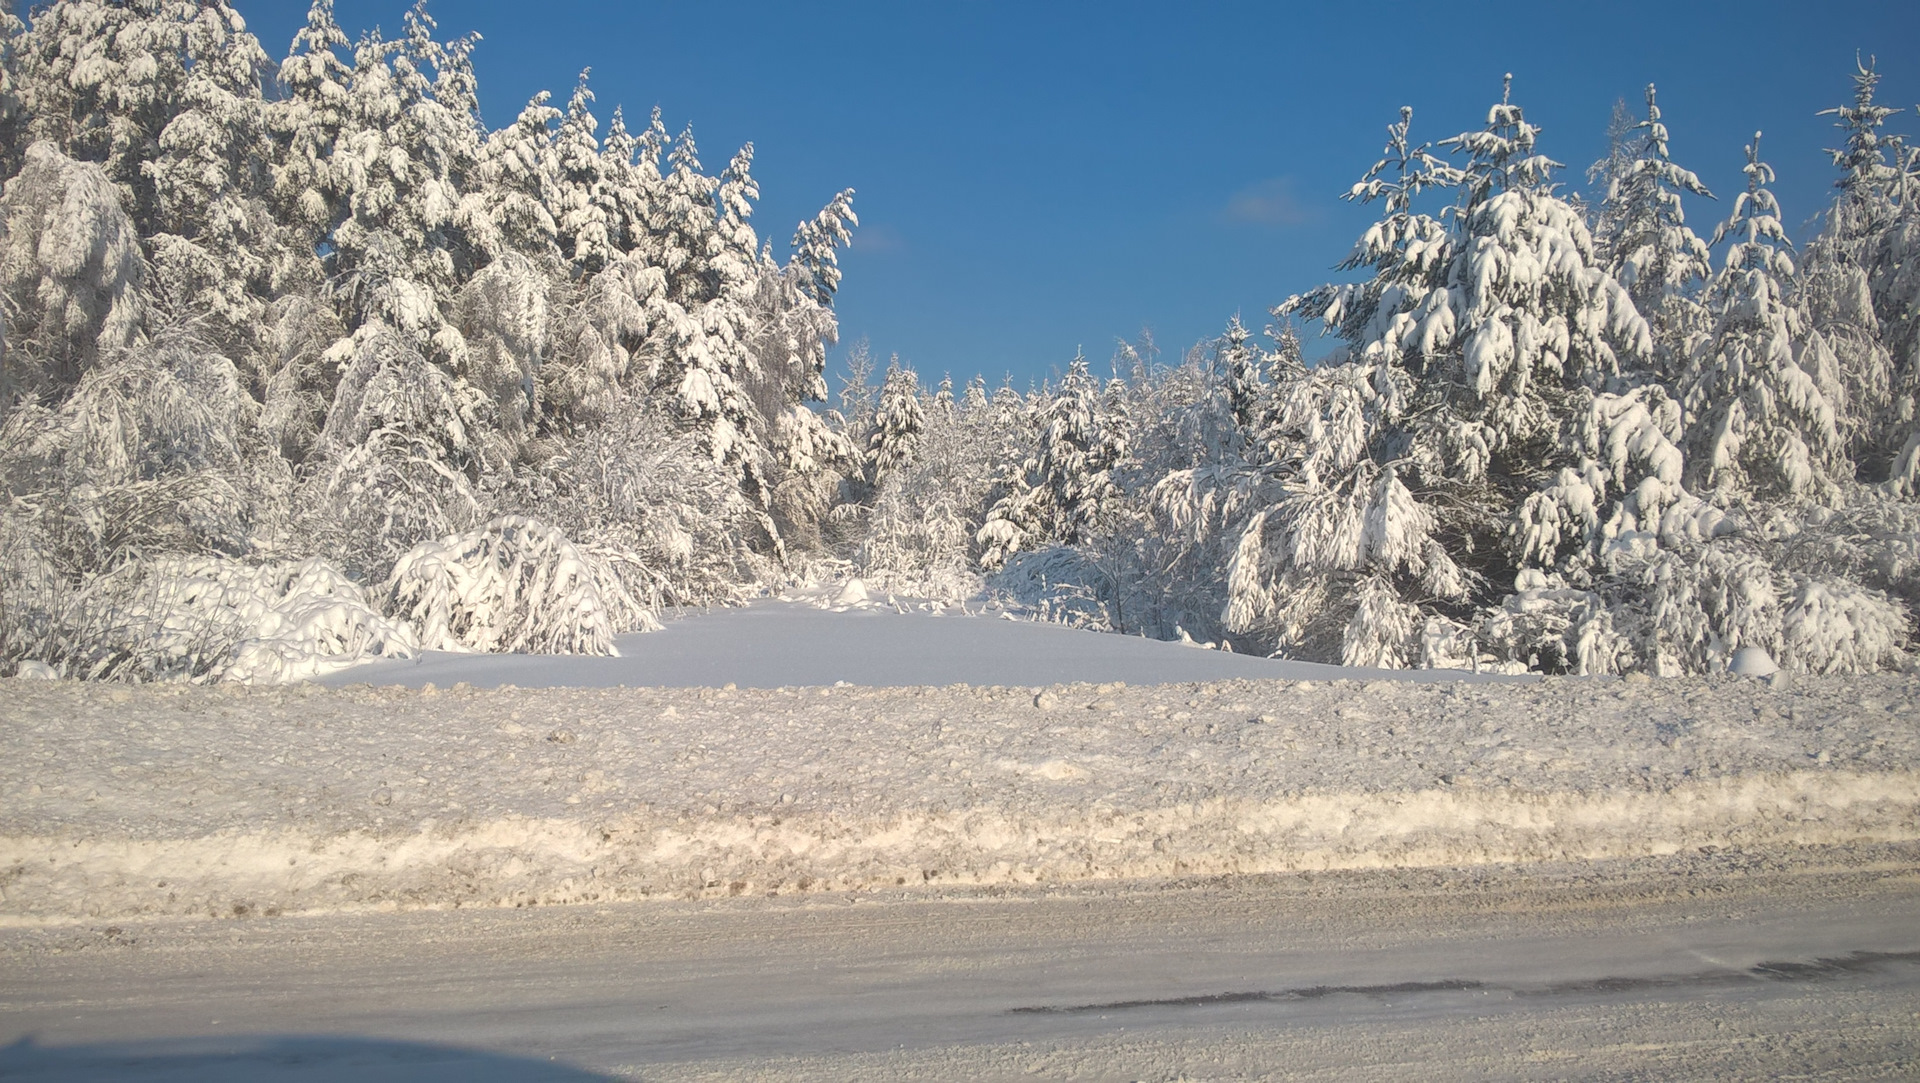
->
1477;570;1635;675
1778;576;1909;674
0;331;271;570
223;558;417;683
385;516;640;656
300;320;496;581
985;546;1119;632
1772;499;1920;639
523;400;760;612
0;547;406;683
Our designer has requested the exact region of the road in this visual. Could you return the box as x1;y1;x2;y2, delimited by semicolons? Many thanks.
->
4;850;1918;1080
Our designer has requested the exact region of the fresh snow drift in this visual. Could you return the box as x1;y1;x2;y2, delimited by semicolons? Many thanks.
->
320;599;1522;691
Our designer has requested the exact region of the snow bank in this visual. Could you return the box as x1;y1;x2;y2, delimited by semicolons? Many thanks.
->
2;672;1915;923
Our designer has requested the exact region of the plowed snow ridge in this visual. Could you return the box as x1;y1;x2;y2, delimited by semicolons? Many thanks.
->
3;673;1917;923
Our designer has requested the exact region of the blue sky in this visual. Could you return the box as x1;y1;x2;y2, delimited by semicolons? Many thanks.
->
239;1;1920;389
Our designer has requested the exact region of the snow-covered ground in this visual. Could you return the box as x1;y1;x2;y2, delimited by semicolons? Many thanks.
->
2;605;1914;924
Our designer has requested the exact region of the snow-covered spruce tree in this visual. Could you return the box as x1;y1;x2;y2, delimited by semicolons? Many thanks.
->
1219;313;1264;440
1680;132;1845;502
974;354;1136;630
858;372;997;602
1592;84;1715;381
1805;58;1913;483
1271;81;1682;671
11;0;268;239
1573;130;1905;678
865;359;925;486
552;71;613;274
978;354;1126;567
0;142;145;401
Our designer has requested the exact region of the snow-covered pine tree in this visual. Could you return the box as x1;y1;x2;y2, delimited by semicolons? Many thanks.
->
1593;84;1715;380
1681;132;1845;501
12;0;265;238
1223;104;1467;666
143;13;279;364
269;1;353;281
760;188;859;539
1882;140;1920;493
324;14;483;363
600;105;668;261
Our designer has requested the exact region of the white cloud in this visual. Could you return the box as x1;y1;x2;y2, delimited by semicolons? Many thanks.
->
1222;176;1318;227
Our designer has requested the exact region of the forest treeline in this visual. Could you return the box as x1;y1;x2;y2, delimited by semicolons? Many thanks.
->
0;1;1915;681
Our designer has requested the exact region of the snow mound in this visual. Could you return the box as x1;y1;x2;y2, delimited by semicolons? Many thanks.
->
828;578;872;609
1728;646;1779;676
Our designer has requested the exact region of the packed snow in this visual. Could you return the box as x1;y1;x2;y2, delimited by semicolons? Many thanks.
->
3;602;1914;923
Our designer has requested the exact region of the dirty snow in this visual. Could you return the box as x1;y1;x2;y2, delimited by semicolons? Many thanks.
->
3;651;1916;922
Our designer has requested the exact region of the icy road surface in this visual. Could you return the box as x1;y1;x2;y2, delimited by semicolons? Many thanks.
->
3;855;1918;1080
316;600;1521;690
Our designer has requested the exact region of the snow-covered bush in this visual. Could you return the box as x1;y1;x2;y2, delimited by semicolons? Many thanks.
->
524;400;760;613
385;516;641;656
0;546;407;683
223;558;417;683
